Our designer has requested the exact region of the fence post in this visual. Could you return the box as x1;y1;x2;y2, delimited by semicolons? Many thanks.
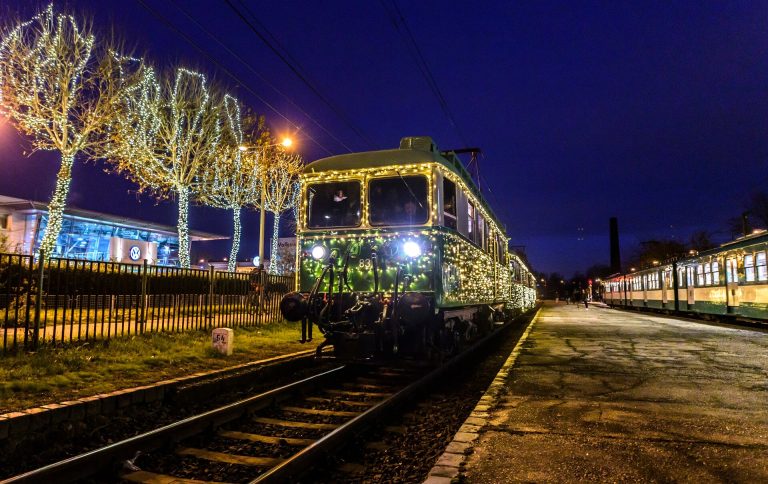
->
138;259;148;330
32;249;45;351
206;265;215;324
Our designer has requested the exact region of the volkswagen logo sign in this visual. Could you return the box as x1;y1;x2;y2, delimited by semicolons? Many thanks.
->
129;245;141;261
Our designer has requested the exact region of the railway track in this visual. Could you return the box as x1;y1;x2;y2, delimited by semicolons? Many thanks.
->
3;315;530;484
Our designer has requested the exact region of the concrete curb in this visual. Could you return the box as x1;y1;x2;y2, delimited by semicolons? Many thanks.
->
423;309;541;484
0;347;318;444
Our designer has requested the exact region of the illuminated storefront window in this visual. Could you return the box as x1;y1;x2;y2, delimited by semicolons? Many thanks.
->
35;214;179;265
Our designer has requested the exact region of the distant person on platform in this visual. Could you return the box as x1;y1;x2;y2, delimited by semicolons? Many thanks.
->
584;292;589;309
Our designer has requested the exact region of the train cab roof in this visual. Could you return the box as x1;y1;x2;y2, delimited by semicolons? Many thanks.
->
304;136;506;234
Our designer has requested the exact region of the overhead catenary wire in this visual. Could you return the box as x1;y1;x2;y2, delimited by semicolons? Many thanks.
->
222;0;378;150
134;0;335;156
167;0;354;154
379;0;470;148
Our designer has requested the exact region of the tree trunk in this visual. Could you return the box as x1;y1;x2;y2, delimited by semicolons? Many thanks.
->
269;212;281;274
177;186;190;268
40;153;75;256
228;206;241;272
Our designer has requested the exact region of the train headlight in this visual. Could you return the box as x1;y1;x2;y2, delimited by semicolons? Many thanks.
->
402;240;422;258
310;244;328;260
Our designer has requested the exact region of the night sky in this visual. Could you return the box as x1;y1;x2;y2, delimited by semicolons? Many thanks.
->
1;1;767;276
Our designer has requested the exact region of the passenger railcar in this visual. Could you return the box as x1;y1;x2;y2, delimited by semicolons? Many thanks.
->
604;231;768;321
280;136;537;360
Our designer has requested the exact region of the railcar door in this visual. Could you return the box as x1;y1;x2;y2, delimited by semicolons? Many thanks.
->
642;274;648;306
726;257;740;313
686;266;695;308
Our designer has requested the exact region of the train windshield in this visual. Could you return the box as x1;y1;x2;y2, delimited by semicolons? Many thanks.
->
369;175;429;226
306;181;362;228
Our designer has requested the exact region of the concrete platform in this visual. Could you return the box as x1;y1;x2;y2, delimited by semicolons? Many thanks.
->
461;303;768;482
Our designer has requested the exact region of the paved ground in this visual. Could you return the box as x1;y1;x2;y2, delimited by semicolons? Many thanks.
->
463;303;768;483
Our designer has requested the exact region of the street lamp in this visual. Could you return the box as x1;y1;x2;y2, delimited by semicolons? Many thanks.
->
239;137;295;272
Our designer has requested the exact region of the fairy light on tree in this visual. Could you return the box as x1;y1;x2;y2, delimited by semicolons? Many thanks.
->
199;96;263;272
264;148;302;274
0;5;141;256
108;66;221;268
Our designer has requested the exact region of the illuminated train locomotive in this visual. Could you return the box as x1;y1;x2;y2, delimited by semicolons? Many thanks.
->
603;230;768;321
279;136;537;360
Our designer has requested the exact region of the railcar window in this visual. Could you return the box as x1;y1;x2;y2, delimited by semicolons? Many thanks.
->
369;175;429;226
478;215;486;250
678;268;686;288
745;254;755;282
307;181;362;228
711;261;720;285
443;178;457;230
704;263;712;286
696;265;704;286
757;252;767;281
467;202;476;241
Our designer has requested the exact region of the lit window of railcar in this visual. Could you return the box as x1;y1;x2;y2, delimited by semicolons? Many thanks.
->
704;263;712;286
745;254;756;282
757;252;767;281
467;202;476;240
711;261;720;285
697;264;705;286
443;178;457;230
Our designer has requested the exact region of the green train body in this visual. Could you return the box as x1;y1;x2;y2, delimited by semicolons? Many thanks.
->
604;230;768;321
280;136;536;360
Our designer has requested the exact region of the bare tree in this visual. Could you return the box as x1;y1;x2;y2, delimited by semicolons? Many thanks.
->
0;5;139;256
199;96;261;272
263;149;302;274
108;66;221;268
747;192;768;230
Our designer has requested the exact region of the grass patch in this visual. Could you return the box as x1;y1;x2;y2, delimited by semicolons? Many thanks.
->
0;322;318;413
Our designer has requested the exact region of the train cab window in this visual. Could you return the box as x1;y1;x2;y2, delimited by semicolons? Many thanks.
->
307;181;362;228
369;175;429;226
443;178;457;230
745;254;755;282
757;252;767;281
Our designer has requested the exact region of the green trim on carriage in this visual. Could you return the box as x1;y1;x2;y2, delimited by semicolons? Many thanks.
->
731;302;768;319
645;300;663;309
688;300;728;315
303;140;506;233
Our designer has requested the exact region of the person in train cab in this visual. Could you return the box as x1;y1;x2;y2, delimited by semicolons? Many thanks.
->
403;199;418;224
331;188;349;225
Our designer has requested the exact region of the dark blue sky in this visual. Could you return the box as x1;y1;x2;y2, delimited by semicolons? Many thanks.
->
1;1;767;275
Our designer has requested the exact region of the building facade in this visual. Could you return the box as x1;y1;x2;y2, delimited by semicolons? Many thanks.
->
0;195;225;266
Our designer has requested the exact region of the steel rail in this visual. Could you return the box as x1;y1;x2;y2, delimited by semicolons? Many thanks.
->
253;313;528;483
3;309;536;484
1;366;347;484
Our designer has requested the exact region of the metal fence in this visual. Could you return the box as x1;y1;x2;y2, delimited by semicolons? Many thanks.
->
0;252;294;355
